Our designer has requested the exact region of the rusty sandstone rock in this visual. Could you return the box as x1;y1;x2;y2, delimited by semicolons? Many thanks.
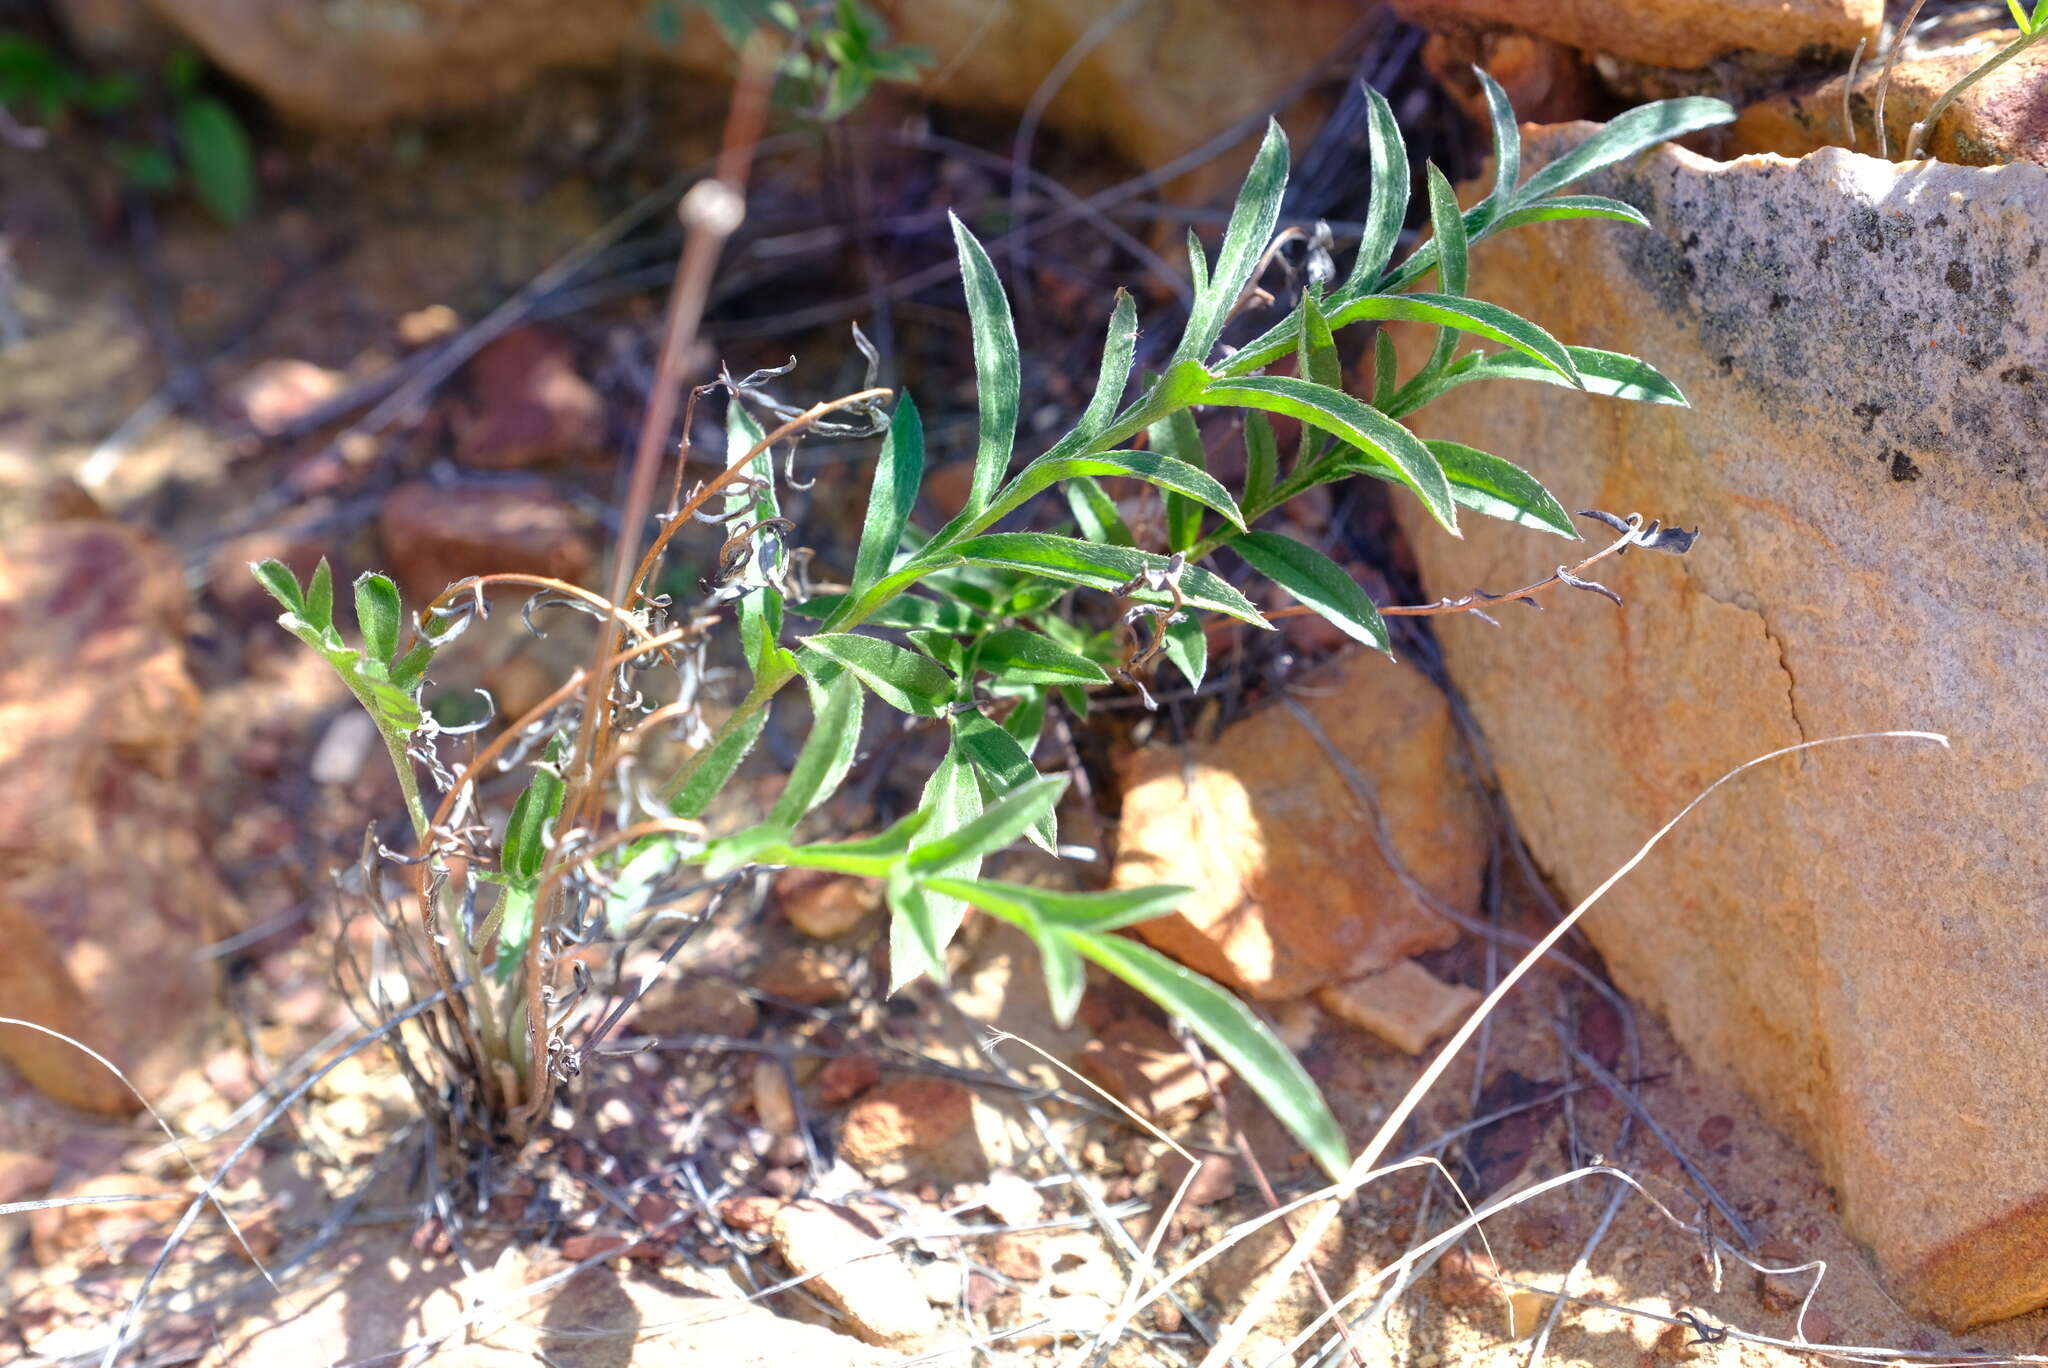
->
96;0;1362;190
1113;649;1488;1001
1388;0;1878;70
1732;35;2048;167
1387;129;2048;1328
377;478;594;600
0;521;238;1112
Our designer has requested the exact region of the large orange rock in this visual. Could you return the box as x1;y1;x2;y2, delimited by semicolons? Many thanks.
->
0;521;237;1112
90;0;1362;183
1389;0;1877;69
1387;129;2048;1327
1732;33;2048;167
1113;650;1486;1001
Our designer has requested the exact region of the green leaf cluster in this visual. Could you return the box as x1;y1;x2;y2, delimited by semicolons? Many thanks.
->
0;36;253;223
256;77;1727;1179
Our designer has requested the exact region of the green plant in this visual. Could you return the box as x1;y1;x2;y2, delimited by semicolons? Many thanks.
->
649;0;929;120
1870;0;2048;160
0;35;252;223
256;77;1730;1176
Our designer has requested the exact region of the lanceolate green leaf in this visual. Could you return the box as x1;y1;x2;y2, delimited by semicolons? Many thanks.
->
177;94;254;224
1488;195;1651;232
991;448;1244;531
1328;294;1580;385
793;592;987;633
1174;119;1289;367
670;706;768;819
1392;345;1688;415
1422;440;1577;538
1339;82;1408;301
849;393;924;601
1076;289;1138;442
1233;530;1389;654
949;212;1021;517
906;774;1066;873
803;633;954;716
1000;689;1047;755
354;573;402;666
974;627;1111;685
1068;930;1351;1181
1062;474;1135;547
770;669;864;826
726;401;785;679
952;710;1057;852
1196;376;1458;533
501;736;568;884
1162;612;1208;692
1423;163;1469;299
303;559;334;631
1296;290;1342;392
891;748;983;989
953;533;1267;625
1515;96;1734;203
1149;408;1209;552
922;875;1192;934
1243;412;1279;506
251;559;306;616
1469;66;1522;234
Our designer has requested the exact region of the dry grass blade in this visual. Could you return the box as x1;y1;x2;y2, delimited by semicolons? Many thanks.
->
1196;729;1949;1367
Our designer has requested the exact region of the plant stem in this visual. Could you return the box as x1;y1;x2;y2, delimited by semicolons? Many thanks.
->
1906;23;2046;158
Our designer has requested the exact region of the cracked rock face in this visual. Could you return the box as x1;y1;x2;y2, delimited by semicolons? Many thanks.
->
1390;132;2048;1329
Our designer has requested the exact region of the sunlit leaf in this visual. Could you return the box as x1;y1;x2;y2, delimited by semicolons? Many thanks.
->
949;213;1021;517
803;632;954;716
954;533;1267;625
1233;530;1388;653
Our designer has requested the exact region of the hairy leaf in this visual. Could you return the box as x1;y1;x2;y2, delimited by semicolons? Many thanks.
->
975;627;1111;686
353;573;402;666
770;668;864;825
501;736;568;884
1516;96;1735;202
954;533;1267;625
952;710;1057;852
1198;375;1457;533
1069;930;1350;1180
1233;530;1388;653
891;748;983;989
997;447;1243;532
1162;611;1208;692
803;633;954;716
1174;119;1288;367
950;213;1022;516
1423;440;1577;538
1488;195;1651;232
1062;474;1136;548
905;775;1065;873
670;706;768;819
1328;293;1579;385
849;393;924;601
1341;81;1408;299
1469;66;1522;233
1242;411;1279;508
1149;408;1209;552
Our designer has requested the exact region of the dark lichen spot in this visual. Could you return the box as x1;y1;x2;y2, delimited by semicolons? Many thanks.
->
1851;206;1883;252
1888;450;1922;482
1681;229;1700;251
1852;400;1886;433
1769;292;1789;312
1813;237;1832;268
1945;259;1973;294
2030;242;2043;268
1717;355;1735;375
2002;364;2037;386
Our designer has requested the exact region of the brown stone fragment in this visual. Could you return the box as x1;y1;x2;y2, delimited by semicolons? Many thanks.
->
1076;1017;1228;1120
1388;0;1876;70
1314;959;1481;1056
1113;650;1485;1000
769;1200;936;1349
776;866;882;939
838;1078;981;1181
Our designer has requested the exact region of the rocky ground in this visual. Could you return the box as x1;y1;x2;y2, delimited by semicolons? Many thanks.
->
4;3;2046;1365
